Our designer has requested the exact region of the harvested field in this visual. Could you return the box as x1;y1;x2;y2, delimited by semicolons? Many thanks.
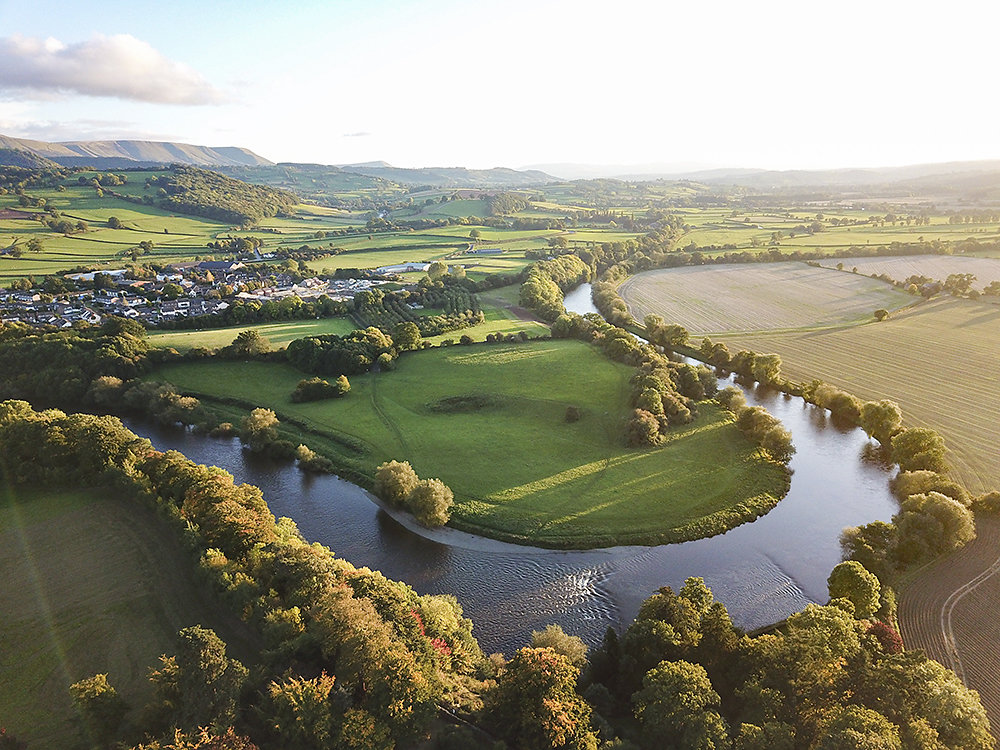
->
715;297;1000;494
818;254;1000;289
620;262;913;335
899;515;1000;738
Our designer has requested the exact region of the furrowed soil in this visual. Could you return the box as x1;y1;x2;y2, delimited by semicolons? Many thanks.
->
898;515;1000;739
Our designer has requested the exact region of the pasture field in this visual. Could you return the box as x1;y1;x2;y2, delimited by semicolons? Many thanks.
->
898;515;1000;734
0;186;232;280
816;254;1000;289
147;316;358;351
0;486;257;747
619;262;914;335
146;287;549;351
673;206;1000;256
391;198;489;219
713;297;1000;494
151;340;788;548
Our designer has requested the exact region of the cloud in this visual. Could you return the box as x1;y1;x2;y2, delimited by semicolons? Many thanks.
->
3;119;180;143
0;34;225;104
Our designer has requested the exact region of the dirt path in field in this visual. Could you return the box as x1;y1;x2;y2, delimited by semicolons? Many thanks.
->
369;370;409;452
898;515;1000;735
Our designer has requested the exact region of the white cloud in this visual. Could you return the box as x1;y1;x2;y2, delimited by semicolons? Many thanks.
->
0;34;224;105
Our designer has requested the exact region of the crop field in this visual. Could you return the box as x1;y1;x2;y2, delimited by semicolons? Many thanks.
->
0;486;257;747
713;297;1000;494
620;262;914;335
147;316;359;351
898;515;1000;734
151;340;787;547
816;254;1000;288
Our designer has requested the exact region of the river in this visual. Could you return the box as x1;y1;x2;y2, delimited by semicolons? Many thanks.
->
125;284;898;654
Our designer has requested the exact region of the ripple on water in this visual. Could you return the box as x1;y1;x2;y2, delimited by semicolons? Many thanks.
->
121;341;899;656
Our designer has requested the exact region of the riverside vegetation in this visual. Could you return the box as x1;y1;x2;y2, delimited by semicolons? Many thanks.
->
3;160;1000;746
0;402;991;749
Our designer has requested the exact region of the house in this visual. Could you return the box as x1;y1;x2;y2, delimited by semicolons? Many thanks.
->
198;261;245;273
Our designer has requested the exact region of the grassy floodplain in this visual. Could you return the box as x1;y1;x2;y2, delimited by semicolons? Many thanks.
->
145;285;549;351
711;297;1000;494
619;262;914;335
0;486;257;747
151;340;788;548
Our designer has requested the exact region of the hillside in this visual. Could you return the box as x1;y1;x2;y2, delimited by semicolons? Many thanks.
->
151;165;298;224
337;161;555;187
213;163;402;207
0;133;273;168
0;147;61;169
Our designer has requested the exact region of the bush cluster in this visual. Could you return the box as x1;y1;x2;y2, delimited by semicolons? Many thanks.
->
373;460;454;528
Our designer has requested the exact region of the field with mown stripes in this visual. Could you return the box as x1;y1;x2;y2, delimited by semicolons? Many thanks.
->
715;297;1000;494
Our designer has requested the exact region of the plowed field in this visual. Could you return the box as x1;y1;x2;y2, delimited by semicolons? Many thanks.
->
818;255;1000;290
899;515;1000;737
619;262;913;335
714;297;1000;494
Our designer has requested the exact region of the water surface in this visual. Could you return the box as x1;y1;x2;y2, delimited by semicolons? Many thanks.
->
126;284;898;653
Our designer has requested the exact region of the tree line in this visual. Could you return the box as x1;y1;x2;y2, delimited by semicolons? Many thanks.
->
2;400;990;749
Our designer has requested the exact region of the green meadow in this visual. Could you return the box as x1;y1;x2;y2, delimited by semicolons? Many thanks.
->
151;340;787;548
0;486;258;748
147;316;359;351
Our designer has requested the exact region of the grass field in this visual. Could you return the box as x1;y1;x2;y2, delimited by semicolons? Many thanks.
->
619;262;915;335
898;515;1000;740
816;254;1000;289
0;486;257;748
713;297;1000;494
150;340;787;547
147;316;359;351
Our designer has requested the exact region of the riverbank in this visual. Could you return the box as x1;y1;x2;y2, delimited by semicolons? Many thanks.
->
149;338;790;549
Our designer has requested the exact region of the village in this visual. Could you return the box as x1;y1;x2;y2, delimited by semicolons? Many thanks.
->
0;259;401;329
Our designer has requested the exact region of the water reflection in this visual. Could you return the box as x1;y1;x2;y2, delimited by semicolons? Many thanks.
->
123;285;899;654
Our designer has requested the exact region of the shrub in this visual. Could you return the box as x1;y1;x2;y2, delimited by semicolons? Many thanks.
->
407;478;454;528
625;409;662;447
374;460;419;507
290;375;350;403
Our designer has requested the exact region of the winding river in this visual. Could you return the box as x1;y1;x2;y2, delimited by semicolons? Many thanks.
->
126;285;899;655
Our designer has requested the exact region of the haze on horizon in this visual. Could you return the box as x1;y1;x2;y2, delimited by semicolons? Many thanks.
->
0;0;998;173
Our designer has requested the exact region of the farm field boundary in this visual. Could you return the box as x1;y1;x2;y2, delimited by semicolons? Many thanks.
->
817;254;1000;289
712;297;1000;494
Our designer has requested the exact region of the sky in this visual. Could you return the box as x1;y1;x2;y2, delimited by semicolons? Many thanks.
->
0;0;999;172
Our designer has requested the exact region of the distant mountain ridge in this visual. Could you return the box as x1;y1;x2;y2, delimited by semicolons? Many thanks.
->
523;159;1000;190
0;134;273;168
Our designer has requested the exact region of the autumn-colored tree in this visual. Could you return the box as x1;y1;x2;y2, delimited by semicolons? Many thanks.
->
485;647;598;750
